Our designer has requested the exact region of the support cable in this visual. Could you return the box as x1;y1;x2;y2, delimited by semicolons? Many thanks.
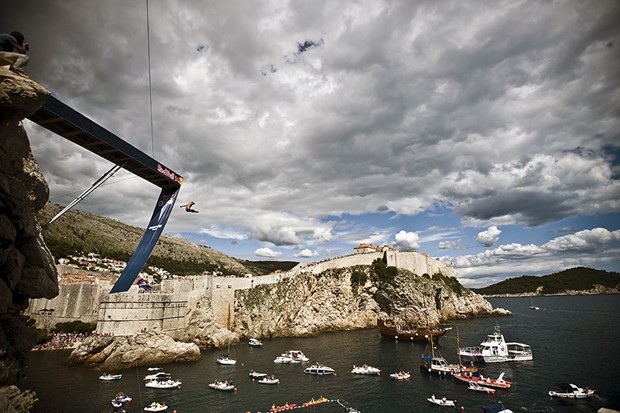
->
146;0;155;158
43;164;123;228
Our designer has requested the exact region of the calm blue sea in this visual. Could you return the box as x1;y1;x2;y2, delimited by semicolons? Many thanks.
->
24;295;620;413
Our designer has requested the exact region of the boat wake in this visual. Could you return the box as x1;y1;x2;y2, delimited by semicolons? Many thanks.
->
334;399;361;412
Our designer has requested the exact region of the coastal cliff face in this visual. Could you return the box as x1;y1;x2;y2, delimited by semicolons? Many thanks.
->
0;69;58;412
232;268;501;339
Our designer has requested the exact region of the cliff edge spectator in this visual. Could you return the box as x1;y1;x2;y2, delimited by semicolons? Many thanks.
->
0;31;29;73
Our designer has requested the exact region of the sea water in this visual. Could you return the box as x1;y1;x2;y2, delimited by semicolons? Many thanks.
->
24;295;620;413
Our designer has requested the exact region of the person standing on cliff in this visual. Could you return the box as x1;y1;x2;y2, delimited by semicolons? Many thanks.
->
0;31;29;73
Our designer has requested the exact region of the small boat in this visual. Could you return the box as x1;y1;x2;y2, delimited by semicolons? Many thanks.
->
249;370;268;379
269;403;297;412
209;380;236;391
389;371;411;381
147;367;161;371
144;402;168;412
216;354;237;365
112;400;124;408
468;381;496;394
548;383;595;398
99;373;122;381
427;395;456;407
144;372;171;381
529;296;540;310
249;338;263;347
458;324;533;363
145;379;182;389
351;364;381;375
302;397;328;407
453;372;511;389
304;363;335;375
257;376;280;385
483;401;515;413
112;392;132;403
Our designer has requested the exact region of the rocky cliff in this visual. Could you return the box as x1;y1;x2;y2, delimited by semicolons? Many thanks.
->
230;267;504;340
0;69;59;412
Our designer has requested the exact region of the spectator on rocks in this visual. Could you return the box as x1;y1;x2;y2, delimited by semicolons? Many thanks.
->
0;31;29;73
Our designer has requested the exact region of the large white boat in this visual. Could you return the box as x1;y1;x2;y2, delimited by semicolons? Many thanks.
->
458;325;533;363
143;372;171;381
145;379;182;389
285;350;309;363
351;364;381;375
548;383;595;398
304;363;335;375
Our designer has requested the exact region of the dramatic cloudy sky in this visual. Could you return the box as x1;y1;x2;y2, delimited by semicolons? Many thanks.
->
3;1;619;287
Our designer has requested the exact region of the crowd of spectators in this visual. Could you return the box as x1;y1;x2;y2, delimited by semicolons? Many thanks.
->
31;331;114;351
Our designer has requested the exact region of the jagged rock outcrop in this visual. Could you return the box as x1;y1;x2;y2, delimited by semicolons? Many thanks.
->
68;331;201;370
0;68;58;412
182;295;238;348
232;268;507;339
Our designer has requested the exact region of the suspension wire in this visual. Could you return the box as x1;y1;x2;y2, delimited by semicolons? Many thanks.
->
48;175;139;202
146;0;155;158
43;164;124;228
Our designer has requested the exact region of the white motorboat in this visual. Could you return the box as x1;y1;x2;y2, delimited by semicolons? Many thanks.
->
249;338;263;347
427;395;456;407
458;324;533;363
389;371;410;381
147;367;161;371
145;379;182;389
283;350;309;363
209;380;236;391
144;402;168;412
99;373;122;381
351;364;381;375
468;381;496;394
249;370;268;379
257;376;280;385
216;355;237;365
548;383;595;398
274;355;292;364
144;372;171;381
304;363;335;375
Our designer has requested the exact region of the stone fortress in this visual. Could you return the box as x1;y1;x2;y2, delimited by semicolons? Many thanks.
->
26;245;454;337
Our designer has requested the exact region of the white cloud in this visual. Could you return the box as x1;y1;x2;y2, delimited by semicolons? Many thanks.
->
448;227;620;287
294;248;319;258
476;226;501;247
438;240;461;250
394;230;420;251
254;247;282;258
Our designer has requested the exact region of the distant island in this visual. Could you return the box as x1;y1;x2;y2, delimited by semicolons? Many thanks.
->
472;267;620;296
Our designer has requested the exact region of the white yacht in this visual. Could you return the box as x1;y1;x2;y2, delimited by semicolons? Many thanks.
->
458;324;533;363
351;364;381;375
216;354;237;365
304;363;335;375
248;338;263;347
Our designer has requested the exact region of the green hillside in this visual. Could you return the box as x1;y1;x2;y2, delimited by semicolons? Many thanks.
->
472;267;620;295
37;203;253;277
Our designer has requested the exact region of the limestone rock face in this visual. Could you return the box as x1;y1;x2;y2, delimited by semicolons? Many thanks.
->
181;296;238;348
0;68;57;413
233;268;505;339
68;332;201;370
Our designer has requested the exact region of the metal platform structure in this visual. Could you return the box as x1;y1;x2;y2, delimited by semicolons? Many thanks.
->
27;95;184;293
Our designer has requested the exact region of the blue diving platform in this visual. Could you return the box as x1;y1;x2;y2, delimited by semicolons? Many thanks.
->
27;95;184;293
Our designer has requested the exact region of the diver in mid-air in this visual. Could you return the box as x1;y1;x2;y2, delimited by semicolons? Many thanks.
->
180;201;199;213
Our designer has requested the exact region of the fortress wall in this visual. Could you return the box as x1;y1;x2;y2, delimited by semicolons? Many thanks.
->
26;282;104;329
96;292;186;336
